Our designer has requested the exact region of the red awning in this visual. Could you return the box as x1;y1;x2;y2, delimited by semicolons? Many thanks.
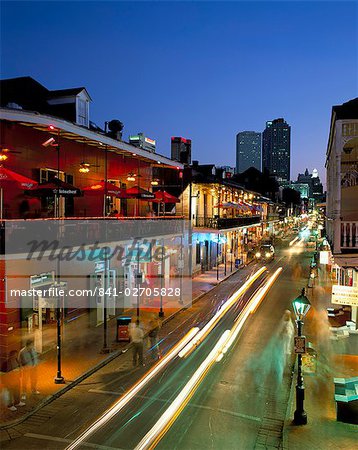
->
0;166;38;189
151;190;180;203
125;186;155;199
83;181;124;197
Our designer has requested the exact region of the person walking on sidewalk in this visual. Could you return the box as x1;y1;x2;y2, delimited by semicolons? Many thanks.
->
19;339;40;399
130;320;145;367
1;350;25;411
148;315;161;360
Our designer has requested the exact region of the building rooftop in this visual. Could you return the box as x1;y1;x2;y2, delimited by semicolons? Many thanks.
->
332;97;358;120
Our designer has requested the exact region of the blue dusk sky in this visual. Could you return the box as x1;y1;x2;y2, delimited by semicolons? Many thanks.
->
1;1;357;185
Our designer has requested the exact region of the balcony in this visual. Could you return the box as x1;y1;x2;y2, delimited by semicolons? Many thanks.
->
341;221;358;250
194;215;261;230
1;216;186;255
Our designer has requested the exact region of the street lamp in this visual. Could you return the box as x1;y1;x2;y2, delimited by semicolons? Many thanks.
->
292;288;311;425
43;128;65;384
159;238;165;318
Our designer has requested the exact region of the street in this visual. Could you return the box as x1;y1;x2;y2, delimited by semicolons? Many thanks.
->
2;239;312;450
1;5;357;450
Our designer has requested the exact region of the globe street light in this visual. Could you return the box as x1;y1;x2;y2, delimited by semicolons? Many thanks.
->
292;288;311;425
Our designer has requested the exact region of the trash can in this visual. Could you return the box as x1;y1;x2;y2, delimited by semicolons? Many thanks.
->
116;316;132;342
235;258;241;269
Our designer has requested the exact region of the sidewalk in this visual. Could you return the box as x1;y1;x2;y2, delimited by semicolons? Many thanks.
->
0;260;245;426
283;261;357;449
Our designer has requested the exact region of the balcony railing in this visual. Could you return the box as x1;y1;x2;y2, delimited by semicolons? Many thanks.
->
341;221;358;249
194;215;261;230
0;216;186;255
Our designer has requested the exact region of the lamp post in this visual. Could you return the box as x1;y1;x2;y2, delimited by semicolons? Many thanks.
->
217;234;220;281
159;238;165;318
292;288;311;425
136;239;141;320
52;129;65;384
103;122;109;217
101;245;111;354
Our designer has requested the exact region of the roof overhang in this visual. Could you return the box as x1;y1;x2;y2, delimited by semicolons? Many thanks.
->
0;108;183;169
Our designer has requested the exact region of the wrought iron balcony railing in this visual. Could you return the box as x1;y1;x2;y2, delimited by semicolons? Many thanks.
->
194;215;261;230
341;221;358;249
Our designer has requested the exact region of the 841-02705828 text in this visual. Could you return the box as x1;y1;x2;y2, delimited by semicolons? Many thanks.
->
92;287;181;298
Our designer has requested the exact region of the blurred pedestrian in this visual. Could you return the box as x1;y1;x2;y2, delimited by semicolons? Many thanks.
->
1;350;25;411
279;310;295;359
19;339;40;399
148;315;161;360
292;262;302;280
247;309;295;397
271;310;295;390
130;320;145;367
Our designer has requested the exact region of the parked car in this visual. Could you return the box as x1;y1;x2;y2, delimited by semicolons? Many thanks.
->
255;244;275;262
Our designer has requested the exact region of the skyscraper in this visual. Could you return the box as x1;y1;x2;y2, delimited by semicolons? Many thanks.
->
262;118;291;181
236;131;261;173
171;137;192;165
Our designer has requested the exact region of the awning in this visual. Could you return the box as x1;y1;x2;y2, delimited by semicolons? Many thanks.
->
0;166;37;189
150;190;180;203
83;181;124;197
26;179;81;197
125;186;155;199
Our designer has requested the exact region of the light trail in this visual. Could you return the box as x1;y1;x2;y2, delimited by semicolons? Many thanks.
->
249;267;283;314
66;327;200;450
136;267;283;449
216;267;283;362
289;236;299;246
178;266;267;358
134;331;231;450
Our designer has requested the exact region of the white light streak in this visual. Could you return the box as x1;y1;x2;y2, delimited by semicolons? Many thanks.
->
135;267;283;449
289;236;299;246
135;331;231;450
66;327;200;450
178;266;267;358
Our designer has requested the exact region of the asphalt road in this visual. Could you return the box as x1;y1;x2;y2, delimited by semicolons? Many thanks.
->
156;247;309;450
2;237;312;450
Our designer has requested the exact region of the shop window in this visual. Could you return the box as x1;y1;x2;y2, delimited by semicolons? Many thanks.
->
40;168;64;183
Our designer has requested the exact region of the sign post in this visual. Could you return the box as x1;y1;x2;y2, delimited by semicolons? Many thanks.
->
294;336;306;354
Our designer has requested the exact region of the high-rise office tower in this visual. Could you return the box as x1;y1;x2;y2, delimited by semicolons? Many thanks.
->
236;131;261;173
262;118;291;181
171;137;192;165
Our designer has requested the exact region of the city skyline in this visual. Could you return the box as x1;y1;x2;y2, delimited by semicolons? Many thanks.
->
1;2;357;187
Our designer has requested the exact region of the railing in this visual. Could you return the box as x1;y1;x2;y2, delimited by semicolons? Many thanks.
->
0;216;186;255
341;221;358;249
194;215;261;230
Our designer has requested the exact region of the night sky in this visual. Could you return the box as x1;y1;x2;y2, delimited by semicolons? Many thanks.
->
1;1;357;186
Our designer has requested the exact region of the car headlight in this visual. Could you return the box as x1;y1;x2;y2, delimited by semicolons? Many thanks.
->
265;252;271;258
255;252;261;258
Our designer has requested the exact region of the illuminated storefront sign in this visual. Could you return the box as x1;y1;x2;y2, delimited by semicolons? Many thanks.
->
331;285;358;306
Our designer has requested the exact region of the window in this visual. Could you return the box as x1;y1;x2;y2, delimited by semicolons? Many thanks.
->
77;98;88;126
40;168;64;183
342;123;358;137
